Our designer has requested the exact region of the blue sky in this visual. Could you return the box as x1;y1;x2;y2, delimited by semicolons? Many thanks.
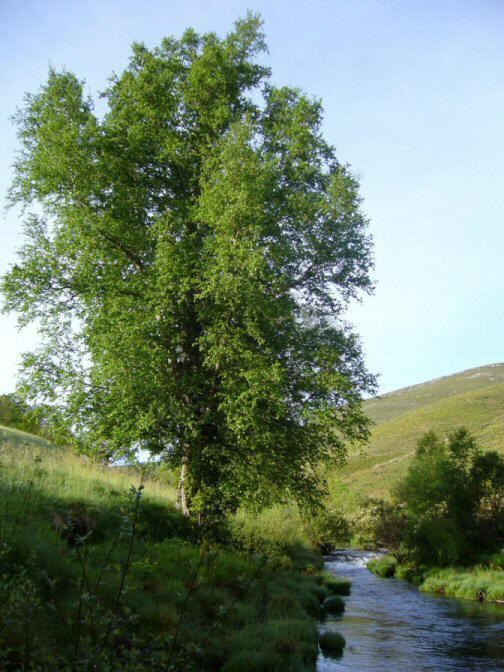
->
1;0;503;394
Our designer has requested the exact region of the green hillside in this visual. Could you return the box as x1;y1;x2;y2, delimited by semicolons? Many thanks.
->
338;364;504;500
364;363;504;425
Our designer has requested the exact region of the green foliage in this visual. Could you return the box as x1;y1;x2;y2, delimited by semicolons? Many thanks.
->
0;394;61;442
393;428;504;565
302;507;351;553
351;497;407;550
2;13;374;526
367;554;397;578
318;630;346;656
394;563;425;583
322;595;345;614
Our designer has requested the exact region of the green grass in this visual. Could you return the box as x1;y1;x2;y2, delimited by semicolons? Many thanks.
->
318;630;346;657
0;423;58;451
364;363;504;425
367;555;397;577
420;557;504;603
0;436;324;671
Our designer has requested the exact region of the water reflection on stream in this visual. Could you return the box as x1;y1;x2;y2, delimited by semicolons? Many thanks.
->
317;549;504;672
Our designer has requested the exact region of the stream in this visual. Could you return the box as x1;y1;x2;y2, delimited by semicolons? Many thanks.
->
317;549;504;672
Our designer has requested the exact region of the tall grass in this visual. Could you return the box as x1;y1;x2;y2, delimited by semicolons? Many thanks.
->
421;563;504;602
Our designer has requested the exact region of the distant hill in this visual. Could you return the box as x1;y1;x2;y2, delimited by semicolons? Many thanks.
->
338;364;504;500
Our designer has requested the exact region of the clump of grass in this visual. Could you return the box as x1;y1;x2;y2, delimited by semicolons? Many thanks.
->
421;566;504;602
314;570;352;595
367;554;397;577
395;563;424;583
319;630;346;656
225;618;318;671
323;595;345;614
325;575;351;596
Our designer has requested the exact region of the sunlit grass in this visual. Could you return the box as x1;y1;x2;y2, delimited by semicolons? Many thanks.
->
421;562;504;602
334;382;504;501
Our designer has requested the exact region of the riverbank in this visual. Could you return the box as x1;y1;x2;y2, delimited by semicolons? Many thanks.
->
320;548;504;671
367;552;504;603
0;439;345;671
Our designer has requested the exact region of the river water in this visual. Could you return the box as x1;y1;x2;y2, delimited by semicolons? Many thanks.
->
317;549;504;672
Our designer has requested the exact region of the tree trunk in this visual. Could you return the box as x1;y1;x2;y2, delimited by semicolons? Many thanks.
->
178;452;191;517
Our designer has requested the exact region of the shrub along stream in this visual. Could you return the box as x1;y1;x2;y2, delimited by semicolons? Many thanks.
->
363;428;504;604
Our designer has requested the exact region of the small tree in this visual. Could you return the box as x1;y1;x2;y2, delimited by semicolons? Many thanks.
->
2;14;375;527
394;428;504;564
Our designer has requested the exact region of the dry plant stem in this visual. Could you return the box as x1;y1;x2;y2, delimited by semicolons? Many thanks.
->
99;473;145;652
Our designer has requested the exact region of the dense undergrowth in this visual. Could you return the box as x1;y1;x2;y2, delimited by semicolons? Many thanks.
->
0;439;351;671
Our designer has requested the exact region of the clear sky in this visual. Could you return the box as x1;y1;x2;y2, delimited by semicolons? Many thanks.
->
1;0;503;395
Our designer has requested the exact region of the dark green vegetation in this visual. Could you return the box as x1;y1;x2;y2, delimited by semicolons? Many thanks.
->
318;631;346;657
2;12;374;530
338;364;504;500
0;436;352;671
322;596;345;615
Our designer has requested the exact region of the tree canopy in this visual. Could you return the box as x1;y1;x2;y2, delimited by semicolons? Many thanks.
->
2;14;375;526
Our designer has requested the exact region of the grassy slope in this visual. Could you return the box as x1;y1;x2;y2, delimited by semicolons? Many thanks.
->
0;433;333;671
336;364;504;500
0;423;58;451
364;363;504;424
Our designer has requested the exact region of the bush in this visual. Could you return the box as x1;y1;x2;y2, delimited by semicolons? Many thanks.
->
319;630;346;656
322;595;345;614
367;554;397;577
351;497;407;551
302;508;351;553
